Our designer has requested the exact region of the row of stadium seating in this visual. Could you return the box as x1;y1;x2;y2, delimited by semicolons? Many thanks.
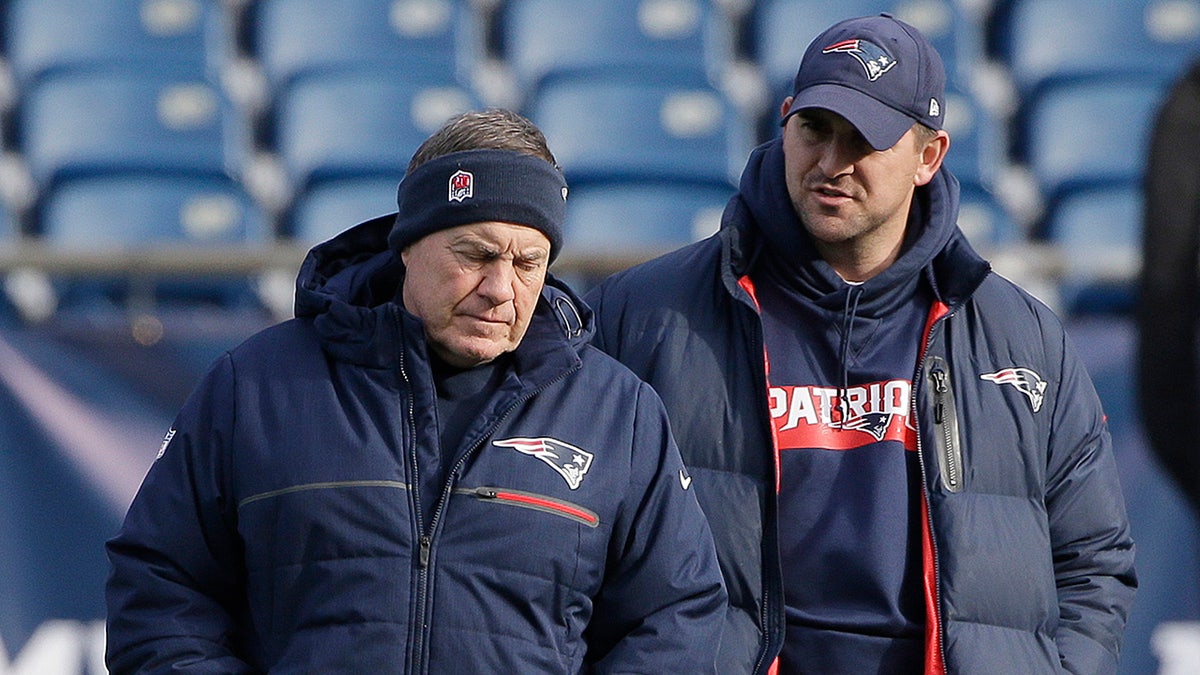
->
0;0;1197;320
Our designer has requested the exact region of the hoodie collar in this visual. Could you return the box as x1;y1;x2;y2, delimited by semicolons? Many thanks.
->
728;137;988;314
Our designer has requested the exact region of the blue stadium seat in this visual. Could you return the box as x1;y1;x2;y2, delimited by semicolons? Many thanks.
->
1020;76;1167;207
751;0;973;99
563;179;733;257
941;85;1005;191
0;201;12;238
1041;183;1142;314
497;0;728;99
39;174;265;249
38;173;268;308
247;0;477;93
994;0;1200;99
526;76;749;187
957;183;1019;249
271;69;479;198
3;0;222;87
288;175;400;244
17;68;235;198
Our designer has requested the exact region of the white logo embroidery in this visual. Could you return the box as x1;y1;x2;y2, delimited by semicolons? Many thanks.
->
448;169;473;202
156;427;176;460
929;97;940;118
679;469;693;490
980;367;1047;413
495;437;594;490
822;38;897;82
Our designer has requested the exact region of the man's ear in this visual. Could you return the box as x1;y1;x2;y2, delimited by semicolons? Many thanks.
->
780;96;795;121
914;130;951;187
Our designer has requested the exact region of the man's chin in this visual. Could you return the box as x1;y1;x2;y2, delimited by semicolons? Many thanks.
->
436;338;512;369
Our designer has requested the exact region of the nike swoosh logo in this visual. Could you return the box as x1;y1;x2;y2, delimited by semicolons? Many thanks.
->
679;469;692;490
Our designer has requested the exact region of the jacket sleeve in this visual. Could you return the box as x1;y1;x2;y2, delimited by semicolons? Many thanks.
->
1046;334;1137;674
584;381;727;674
105;353;256;674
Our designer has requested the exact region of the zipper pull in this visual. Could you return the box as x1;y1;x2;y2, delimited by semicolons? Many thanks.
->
475;487;498;499
931;367;947;424
419;535;431;568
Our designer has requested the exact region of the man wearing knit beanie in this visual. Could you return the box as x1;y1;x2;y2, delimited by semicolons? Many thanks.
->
106;109;727;673
389;113;568;368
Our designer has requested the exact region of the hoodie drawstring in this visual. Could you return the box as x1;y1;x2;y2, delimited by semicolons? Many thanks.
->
837;285;863;424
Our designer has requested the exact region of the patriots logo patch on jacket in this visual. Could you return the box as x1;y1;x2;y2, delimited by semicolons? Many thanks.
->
980;367;1047;412
495;437;594;489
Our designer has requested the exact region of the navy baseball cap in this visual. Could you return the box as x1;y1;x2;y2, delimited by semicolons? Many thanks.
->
783;13;945;151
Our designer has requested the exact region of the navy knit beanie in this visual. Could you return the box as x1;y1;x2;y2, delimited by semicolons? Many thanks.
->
388;149;568;261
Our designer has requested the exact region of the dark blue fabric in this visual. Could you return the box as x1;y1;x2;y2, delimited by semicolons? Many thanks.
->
755;257;927;674
427;353;508;525
742;138;934;672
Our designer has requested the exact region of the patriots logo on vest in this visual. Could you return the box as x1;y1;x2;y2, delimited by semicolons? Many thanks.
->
448;169;473;202
822;38;897;81
495;437;594;489
980;367;1047;413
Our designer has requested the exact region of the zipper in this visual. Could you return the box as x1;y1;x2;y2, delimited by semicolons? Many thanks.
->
913;308;950;674
467;486;599;528
753;323;776;675
926;356;963;493
735;275;780;675
395;324;435;673
409;352;577;671
419;535;431;567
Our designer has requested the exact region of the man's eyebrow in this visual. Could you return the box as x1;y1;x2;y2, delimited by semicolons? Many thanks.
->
449;236;497;252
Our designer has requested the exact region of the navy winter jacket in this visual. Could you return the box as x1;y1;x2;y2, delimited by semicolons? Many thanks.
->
587;139;1136;674
105;215;727;673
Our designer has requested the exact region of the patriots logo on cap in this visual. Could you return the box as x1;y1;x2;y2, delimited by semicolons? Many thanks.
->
448;169;473;202
495;437;594;489
823;38;897;81
980;367;1047;413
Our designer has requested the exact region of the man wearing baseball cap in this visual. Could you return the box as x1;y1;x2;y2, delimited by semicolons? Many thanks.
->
105;109;727;672
588;14;1136;674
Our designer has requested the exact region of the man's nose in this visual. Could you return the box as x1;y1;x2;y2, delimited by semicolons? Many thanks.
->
476;263;517;303
817;136;857;178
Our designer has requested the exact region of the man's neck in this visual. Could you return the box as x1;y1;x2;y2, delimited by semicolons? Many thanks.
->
817;234;904;283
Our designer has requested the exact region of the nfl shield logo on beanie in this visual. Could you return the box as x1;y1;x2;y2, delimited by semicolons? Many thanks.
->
448;169;473;202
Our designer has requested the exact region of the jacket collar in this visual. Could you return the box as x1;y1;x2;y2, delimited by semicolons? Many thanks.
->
719;138;990;312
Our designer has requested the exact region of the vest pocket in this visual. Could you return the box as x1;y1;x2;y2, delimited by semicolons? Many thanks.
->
927;356;964;493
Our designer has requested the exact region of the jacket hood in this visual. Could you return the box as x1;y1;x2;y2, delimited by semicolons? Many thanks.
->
293;213;593;370
728;137;989;316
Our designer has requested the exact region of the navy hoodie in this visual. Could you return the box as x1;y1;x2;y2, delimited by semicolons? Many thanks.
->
737;139;956;673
